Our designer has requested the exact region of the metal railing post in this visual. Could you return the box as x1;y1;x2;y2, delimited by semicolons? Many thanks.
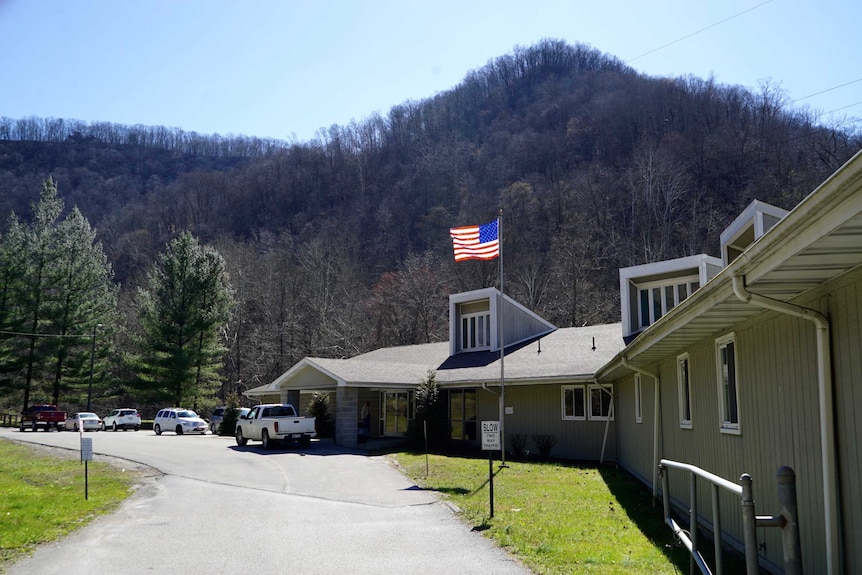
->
776;466;802;575
712;484;723;575
740;473;760;574
690;473;699;575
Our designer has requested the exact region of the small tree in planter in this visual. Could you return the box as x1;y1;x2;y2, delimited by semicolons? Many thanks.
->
407;370;450;449
220;392;242;436
307;392;334;438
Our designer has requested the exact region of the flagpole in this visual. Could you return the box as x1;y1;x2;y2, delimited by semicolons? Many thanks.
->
498;210;506;467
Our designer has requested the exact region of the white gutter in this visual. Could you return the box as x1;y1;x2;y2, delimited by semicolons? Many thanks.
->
596;380;615;464
732;275;840;575
622;358;661;499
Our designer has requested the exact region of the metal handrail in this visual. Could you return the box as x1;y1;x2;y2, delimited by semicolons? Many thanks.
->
658;459;802;575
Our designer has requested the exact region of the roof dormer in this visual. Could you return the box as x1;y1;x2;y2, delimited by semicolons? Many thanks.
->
448;288;555;357
720;200;789;266
619;254;722;343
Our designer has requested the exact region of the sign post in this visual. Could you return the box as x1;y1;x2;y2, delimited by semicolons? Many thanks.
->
481;421;501;518
81;436;93;500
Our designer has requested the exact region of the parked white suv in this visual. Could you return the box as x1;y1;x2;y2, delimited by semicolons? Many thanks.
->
153;408;207;435
102;408;141;431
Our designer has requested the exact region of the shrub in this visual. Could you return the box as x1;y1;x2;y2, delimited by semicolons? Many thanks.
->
532;433;558;459
307;392;334;438
507;433;529;459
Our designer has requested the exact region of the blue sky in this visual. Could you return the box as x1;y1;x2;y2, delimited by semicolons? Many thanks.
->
1;0;859;143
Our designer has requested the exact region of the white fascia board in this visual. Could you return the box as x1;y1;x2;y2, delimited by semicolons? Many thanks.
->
719;199;789;247
619;254;722;282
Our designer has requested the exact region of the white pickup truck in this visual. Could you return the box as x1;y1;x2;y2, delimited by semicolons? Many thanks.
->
234;403;316;449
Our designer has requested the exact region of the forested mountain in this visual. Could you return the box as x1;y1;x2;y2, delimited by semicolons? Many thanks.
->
2;39;859;398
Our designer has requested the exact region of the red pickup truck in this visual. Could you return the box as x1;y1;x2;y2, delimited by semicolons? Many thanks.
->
20;404;67;432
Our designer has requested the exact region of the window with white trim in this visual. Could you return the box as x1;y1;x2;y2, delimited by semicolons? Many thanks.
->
638;276;700;329
716;333;740;434
634;374;643;424
588;385;614;421
459;300;491;352
561;385;586;420
678;353;692;429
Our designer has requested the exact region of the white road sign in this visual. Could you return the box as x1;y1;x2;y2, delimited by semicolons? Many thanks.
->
481;420;500;450
81;437;93;461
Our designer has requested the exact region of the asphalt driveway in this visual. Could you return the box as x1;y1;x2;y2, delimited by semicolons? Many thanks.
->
0;427;528;574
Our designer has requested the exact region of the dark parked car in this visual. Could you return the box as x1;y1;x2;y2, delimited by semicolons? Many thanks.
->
209;406;251;435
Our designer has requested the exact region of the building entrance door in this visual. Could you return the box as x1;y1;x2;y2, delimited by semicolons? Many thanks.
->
382;391;411;436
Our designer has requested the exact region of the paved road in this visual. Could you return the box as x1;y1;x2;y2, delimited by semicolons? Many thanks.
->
1;427;529;574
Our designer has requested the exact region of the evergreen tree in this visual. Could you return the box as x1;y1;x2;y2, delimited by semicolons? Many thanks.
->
46;207;118;405
0;179;119;411
136;232;233;407
0;217;28;405
18;179;65;411
406;370;450;448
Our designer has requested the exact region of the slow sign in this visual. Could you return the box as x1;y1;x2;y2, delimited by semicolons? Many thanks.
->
481;420;500;451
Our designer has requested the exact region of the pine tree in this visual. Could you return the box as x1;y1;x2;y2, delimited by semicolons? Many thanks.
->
18;179;65;411
0;179;119;411
46;207;118;406
136;232;233;407
0;217;28;404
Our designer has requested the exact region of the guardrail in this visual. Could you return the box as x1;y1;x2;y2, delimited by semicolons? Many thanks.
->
658;459;802;575
1;413;21;427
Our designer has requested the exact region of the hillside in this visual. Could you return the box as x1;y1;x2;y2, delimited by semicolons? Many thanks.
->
1;39;859;394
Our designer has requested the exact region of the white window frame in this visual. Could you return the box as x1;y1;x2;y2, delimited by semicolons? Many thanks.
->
561;385;586;421
588;384;614;421
637;276;701;329
460;311;491;352
634;373;643;424
715;333;741;435
677;352;692;429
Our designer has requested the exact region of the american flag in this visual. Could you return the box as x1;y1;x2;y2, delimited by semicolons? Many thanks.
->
450;219;499;261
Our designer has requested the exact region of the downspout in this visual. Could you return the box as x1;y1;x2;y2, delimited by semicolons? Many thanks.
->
732;275;840;575
596;380;615;464
622;358;662;499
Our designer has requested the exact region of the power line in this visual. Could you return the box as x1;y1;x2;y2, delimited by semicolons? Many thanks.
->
626;0;774;64
0;329;91;339
621;1;860;121
793;78;862;104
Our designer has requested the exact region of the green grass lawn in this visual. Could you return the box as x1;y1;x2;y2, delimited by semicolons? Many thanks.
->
391;452;691;574
0;438;136;567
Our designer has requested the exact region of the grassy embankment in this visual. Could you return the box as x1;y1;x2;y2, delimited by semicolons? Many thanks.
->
392;451;708;574
0;439;136;568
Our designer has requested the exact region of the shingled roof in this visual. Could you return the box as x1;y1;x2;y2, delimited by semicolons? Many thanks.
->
248;323;623;395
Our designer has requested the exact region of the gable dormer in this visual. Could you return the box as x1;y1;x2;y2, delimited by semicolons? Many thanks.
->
619;254;722;343
448;288;556;356
720;200;789;266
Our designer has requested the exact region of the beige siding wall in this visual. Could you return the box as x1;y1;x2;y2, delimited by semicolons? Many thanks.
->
613;292;845;573
615;373;656;485
292;365;338;388
477;383;617;461
831;276;862;574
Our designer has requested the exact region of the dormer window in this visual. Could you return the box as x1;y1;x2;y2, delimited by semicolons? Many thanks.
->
448;287;556;356
720;200;788;266
459;300;491;351
620;254;722;342
637;276;700;329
